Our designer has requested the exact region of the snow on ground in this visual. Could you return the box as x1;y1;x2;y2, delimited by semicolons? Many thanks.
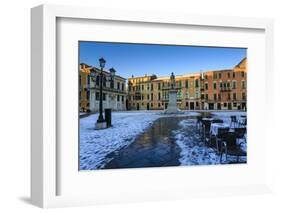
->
173;119;219;165
80;111;161;169
80;110;247;169
80;110;201;170
211;111;247;124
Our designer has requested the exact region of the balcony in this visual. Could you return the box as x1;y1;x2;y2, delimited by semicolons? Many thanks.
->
219;87;232;92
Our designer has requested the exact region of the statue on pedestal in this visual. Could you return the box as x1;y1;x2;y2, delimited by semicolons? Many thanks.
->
164;72;182;114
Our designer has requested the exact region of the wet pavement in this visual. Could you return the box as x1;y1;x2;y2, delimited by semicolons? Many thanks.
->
104;116;198;169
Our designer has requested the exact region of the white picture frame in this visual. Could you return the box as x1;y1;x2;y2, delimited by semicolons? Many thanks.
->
31;4;274;208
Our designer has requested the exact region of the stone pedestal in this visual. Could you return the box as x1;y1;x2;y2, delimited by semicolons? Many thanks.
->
95;121;107;130
164;90;181;114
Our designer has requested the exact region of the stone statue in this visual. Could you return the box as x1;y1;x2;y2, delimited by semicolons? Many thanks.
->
170;72;176;89
164;72;182;114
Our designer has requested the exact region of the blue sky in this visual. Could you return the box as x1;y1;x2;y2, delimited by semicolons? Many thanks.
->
79;41;246;79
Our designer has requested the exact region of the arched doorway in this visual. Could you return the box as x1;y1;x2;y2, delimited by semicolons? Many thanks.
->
147;103;150;110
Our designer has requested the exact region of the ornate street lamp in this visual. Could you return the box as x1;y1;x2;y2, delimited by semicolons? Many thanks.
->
109;67;116;78
96;57;106;126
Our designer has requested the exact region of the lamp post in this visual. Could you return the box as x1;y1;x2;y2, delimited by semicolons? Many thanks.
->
97;57;106;124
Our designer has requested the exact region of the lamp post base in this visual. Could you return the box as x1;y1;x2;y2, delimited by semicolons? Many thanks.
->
95;121;107;130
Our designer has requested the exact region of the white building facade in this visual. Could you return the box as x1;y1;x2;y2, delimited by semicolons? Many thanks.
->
88;67;127;112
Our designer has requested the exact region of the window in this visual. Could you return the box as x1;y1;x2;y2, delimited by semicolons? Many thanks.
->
177;90;182;99
186;91;189;98
87;91;90;100
227;72;230;78
233;72;235;78
122;96;124;102
158;83;161;90
214;73;217;79
227;82;230;88
158;103;161;107
220;82;223;89
147;94;150;100
196;102;199;107
224;103;227;107
151;93;153;101
205;94;208;100
117;95;120;101
213;82;217;90
122;83;124;91
96;76;100;86
205;83;208;90
96;92;99;100
219;73;222;78
117;82;120;90
241;80;246;89
218;94;221;100
195;91;200;99
186;102;189;107
228;93;231;100
233;102;237;107
195;79;199;88
185;80;189;88
232;81;236;89
158;92;161;100
103;93;106;101
151;84;153;91
242;92;246;100
233;93;236;100
110;80;114;89
214;94;217;100
241;72;245;77
141;85;144;90
201;94;204;100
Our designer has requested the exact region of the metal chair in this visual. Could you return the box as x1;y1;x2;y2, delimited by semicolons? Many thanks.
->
230;115;238;128
234;127;246;138
215;128;230;152
239;118;247;127
196;116;203;132
220;132;246;163
203;120;212;144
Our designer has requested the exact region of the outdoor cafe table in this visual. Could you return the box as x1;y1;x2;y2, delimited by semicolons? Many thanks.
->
202;117;214;123
201;117;214;128
210;123;231;136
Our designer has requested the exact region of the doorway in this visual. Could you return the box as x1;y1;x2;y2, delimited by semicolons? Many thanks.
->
190;102;194;110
